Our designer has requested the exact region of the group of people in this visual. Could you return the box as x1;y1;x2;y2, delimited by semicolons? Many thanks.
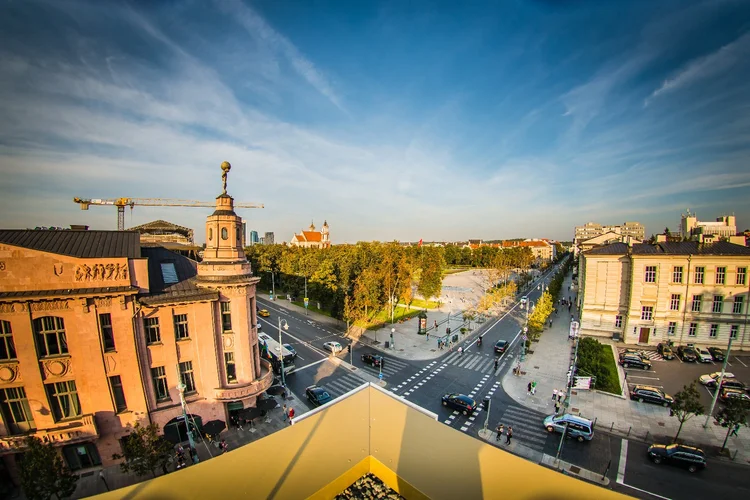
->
495;424;514;445
526;380;538;395
552;388;566;414
282;404;296;424
174;445;199;469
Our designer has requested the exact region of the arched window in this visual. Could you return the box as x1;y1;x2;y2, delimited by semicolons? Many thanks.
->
33;316;68;357
208;228;213;241
221;227;228;240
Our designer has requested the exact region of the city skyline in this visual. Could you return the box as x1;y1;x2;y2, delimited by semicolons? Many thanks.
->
1;1;749;243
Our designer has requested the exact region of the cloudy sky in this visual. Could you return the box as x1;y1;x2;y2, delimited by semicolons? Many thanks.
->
1;0;749;244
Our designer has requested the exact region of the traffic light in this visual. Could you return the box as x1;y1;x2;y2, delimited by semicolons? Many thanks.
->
347;344;351;353
482;397;490;411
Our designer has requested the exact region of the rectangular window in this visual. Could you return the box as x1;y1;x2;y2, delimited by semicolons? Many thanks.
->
225;352;237;384
33;316;68;357
709;324;718;338
0;320;16;361
174;314;189;341
109;375;127;413
667;322;677;336
644;266;657;283
695;266;704;284
730;325;739;339
615;315;622;328
672;266;683;284
151;366;170;402
688;323;697;337
691;295;702;312
734;296;745;315
179;361;196;394
712;295;724;314
738;267;747;286
99;313;115;352
144;317;161;344
45;381;81;421
669;294;681;311
641;306;653;320
716;267;726;285
0;387;35;434
221;302;232;333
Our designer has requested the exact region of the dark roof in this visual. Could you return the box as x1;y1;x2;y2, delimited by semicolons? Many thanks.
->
0;286;138;301
584;241;750;256
139;246;218;306
0;230;141;258
129;220;192;237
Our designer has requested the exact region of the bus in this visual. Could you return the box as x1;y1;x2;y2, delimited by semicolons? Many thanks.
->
258;332;295;376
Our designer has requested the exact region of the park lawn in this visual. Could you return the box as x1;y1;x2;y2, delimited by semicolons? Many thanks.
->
443;268;469;275
597;347;622;395
362;307;423;330
403;298;440;309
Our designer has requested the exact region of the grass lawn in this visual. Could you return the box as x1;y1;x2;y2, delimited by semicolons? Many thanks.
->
577;338;621;395
443;267;470;275
362;307;423;330
597;347;622;394
402;298;440;309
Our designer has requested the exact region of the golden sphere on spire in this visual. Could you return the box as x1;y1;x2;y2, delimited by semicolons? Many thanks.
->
220;161;232;194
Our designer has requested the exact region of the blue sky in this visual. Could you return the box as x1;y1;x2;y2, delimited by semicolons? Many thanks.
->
1;0;749;243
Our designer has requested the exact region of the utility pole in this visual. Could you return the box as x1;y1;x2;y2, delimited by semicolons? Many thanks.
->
557;332;581;461
271;272;276;301
704;335;735;428
304;275;308;316
278;318;289;387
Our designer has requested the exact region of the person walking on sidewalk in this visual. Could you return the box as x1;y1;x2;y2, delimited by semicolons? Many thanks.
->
458;346;463;356
288;407;295;424
554;401;561;414
434;320;438;331
552;389;558;401
527;382;532;395
505;426;513;445
495;424;504;441
531;380;537;395
282;404;288;421
494;358;499;371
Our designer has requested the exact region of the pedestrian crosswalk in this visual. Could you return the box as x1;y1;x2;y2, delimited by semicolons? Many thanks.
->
617;348;664;361
491;404;549;451
390;361;441;396
442;351;500;374
318;372;367;399
360;356;410;379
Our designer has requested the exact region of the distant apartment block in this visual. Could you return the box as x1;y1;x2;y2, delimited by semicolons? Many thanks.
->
574;221;645;255
249;230;259;245
499;239;556;262
680;211;738;240
264;232;275;245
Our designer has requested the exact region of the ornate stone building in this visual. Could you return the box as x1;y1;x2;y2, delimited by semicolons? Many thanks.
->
0;162;271;483
289;221;330;249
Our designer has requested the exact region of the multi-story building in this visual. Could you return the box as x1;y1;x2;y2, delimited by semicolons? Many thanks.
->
263;232;275;246
680;211;737;240
579;240;750;349
130;219;195;246
500;239;556;262
573;221;645;255
289;221;330;249
249;230;259;245
0;162;272;481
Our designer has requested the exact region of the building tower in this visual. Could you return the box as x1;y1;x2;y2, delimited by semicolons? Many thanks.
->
321;220;329;245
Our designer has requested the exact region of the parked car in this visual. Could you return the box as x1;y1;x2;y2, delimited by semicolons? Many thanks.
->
283;343;297;359
543;414;594;442
305;385;332;407
494;340;509;354
699;372;735;387
657;343;675;360
647;443;706;473
441;393;477;416
619;349;648;361
718;379;747;393
630;385;674;407
361;353;383;367
707;347;725;362
696;348;713;363
258;309;270;317
720;388;750;404
677;345;698;362
619;354;652;370
323;341;343;353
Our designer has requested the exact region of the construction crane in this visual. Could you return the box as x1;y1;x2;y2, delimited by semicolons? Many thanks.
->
73;197;264;231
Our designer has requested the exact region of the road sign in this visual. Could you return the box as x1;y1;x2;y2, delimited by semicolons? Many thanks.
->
522;335;527;341
378;372;383;380
304;297;309;308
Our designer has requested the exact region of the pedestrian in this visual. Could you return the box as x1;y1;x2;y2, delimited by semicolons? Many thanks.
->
549;319;552;328
220;439;228;454
446;326;450;335
458;346;463;356
494;358;499;371
527;382;532;395
288;407;295;423
554;401;560;414
434;320;438;331
558;391;563;402
282;404;288;420
531;381;537;395
495;423;504;441
569;304;572;312
552;389;558;401
505;426;513;445
281;389;287;400
730;423;740;437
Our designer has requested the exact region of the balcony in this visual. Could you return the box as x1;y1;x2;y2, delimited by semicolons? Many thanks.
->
213;359;273;402
0;414;99;455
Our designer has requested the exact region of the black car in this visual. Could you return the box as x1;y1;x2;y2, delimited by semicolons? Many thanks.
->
361;353;383;367
677;345;698;362
657;343;675;360
619;354;652;370
618;349;648;362
647;443;706;473
630;385;674;407
707;347;725;362
494;340;509;354
305;385;332;407
718;379;747;393
441;393;477;416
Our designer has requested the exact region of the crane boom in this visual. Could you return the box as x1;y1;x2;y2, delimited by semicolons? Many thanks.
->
73;197;264;230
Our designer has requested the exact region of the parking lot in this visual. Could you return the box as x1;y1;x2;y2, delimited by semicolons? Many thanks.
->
619;348;750;416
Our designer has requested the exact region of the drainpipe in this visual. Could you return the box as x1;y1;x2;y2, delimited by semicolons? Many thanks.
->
130;299;153;423
679;255;692;346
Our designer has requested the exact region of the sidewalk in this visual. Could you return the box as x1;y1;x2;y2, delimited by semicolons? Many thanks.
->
502;272;750;466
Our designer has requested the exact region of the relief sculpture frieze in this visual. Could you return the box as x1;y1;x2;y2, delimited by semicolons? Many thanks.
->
74;263;128;282
30;301;69;312
41;357;73;381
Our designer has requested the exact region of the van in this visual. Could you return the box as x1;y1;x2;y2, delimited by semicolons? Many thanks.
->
543;414;594;442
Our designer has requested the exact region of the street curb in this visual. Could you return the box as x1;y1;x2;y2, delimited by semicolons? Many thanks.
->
540;454;610;487
329;356;387;387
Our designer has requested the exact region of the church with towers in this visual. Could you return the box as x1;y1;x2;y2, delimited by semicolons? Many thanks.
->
289;221;331;249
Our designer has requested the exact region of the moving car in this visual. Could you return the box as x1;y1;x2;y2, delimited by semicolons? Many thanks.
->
494;340;509;354
657;343;675;360
696;348;713;363
543;414;594;442
720;388;750;404
441;393;477;416
305;385;332;407
258;309;270;317
323;341;343;353
630;385;673;407
707;347;725;362
619;354;652;370
647;443;706;473
677;345;698;362
699;372;735;387
361;353;383;367
283;343;297;359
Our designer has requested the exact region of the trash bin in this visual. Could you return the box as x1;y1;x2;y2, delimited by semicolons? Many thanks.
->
384;341;390;349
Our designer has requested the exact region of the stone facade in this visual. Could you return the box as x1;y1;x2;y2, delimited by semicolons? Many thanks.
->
579;241;750;349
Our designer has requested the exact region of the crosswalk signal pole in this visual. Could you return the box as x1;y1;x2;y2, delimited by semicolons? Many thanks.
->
483;398;491;431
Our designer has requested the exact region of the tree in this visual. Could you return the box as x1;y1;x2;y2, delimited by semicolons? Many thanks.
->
714;397;750;451
112;422;173;478
19;436;78;500
670;382;705;442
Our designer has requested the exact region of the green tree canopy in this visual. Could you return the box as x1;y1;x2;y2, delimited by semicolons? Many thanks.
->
671;382;705;443
112;422;173;478
19;436;78;500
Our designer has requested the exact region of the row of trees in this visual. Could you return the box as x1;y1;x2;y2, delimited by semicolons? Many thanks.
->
443;244;536;268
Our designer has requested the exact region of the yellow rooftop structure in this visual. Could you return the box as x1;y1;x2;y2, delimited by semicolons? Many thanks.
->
98;383;629;499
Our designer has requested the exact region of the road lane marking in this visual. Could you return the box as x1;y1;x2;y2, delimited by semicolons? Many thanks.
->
734;356;748;367
294;358;329;372
618;482;672;500
616;438;627;484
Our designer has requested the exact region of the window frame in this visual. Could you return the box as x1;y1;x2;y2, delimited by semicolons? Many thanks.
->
615;315;622;328
221;302;232;333
225;352;237;384
174;313;190;341
712;295;724;314
151;366;170;402
0;320;17;361
734;296;745;315
644;266;657;283
737;267;747;286
667;322;677;336
730;325;739;339
99;313;116;352
108;375;128;413
691;295;702;313
716;267;726;285
179;361;197;394
672;266;683;284
688;323;697;337
0;387;35;434
144;317;161;344
669;294;681;311
709;324;718;338
46;380;81;421
641;306;654;321
33;316;68;357
694;266;704;284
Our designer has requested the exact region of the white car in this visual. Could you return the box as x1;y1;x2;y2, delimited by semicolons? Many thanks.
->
323;341;343;353
699;372;735;386
696;348;713;363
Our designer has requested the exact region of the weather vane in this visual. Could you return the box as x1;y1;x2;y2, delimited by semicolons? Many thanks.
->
221;161;231;194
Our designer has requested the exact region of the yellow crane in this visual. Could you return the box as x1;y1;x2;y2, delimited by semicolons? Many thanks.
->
73;197;264;231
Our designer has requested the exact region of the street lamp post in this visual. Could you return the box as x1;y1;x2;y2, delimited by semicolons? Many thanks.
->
278;318;289;386
390;327;395;350
304;275;308;316
271;272;276;301
704;334;735;428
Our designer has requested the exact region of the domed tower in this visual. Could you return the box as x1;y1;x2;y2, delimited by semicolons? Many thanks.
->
321;220;329;246
308;221;316;232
